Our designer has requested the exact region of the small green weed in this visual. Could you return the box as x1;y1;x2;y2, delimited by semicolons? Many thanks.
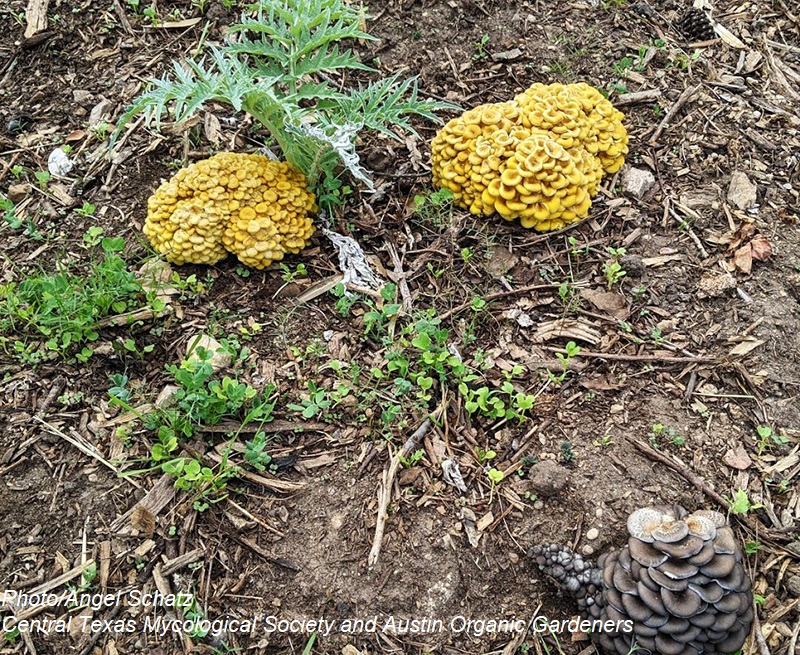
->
0;195;22;229
473;34;491;61
648;423;685;448
279;262;308;283
727;489;762;515
0;238;164;362
560;441;576;464
34;170;50;189
398;448;425;468
756;425;788;455
412;187;454;226
551;341;581;383
75;202;96;217
603;247;627;289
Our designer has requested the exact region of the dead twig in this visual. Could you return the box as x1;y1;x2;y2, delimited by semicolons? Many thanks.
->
546;346;715;364
32;416;141;489
438;283;561;321
368;409;442;567
649;84;700;144
752;609;772;655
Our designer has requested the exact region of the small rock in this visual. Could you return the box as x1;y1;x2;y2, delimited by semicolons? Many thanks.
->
88;99;113;129
533;500;544;510
586;528;599;541
623;167;655;199
8;183;31;203
727;171;757;210
619;254;645;277
48;147;74;176
697;269;737;299
72;89;94;106
786;575;800;598
185;334;232;372
492;47;524;61
581;544;594;556
526;460;569;498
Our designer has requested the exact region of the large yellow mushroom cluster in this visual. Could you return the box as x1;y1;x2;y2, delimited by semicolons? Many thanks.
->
144;152;315;269
431;82;628;231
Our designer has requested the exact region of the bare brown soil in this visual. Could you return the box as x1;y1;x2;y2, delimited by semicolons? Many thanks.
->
1;1;799;654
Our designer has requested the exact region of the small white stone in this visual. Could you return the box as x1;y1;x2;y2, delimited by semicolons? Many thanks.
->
586;527;600;541
623;167;655;200
581;544;595;556
48;148;74;176
184;333;232;372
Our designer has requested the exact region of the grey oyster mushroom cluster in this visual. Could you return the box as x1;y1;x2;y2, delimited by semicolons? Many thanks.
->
530;506;753;655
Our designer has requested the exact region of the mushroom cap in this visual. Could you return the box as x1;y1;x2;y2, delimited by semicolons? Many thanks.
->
712;526;738;555
648;566;690;592
700;553;737;579
660;587;706;618
689;582;725;604
621;590;654;622
657;559;700;580
652;516;690;543
613;564;638;593
629;538;669;567
654;534;706;558
636;579;668;614
655;633;686;655
627;508;665;543
687;541;717;566
685;514;718;540
691;509;727;528
659;616;691;635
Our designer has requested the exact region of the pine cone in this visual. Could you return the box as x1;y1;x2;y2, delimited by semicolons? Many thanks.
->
679;8;716;42
530;506;753;655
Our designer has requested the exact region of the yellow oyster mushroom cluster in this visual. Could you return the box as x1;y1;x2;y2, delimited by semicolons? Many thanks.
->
144;152;315;269
431;82;628;231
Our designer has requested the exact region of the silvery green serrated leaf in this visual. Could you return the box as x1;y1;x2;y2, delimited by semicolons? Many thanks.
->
287;120;372;188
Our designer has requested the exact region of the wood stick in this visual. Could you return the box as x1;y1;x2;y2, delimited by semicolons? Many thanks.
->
649;84;700;144
438;283;561;321
546;346;715;364
368;411;440;567
615;89;662;105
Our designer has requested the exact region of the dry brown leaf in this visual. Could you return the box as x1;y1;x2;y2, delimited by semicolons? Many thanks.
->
732;244;753;274
301;453;336;469
750;235;772;261
204;112;222;146
65;129;86;142
580;288;628;320
580;375;621;391
723;445;752;470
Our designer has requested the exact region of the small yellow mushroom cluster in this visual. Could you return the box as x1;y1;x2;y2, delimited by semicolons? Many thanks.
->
144;152;315;269
431;82;628;231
